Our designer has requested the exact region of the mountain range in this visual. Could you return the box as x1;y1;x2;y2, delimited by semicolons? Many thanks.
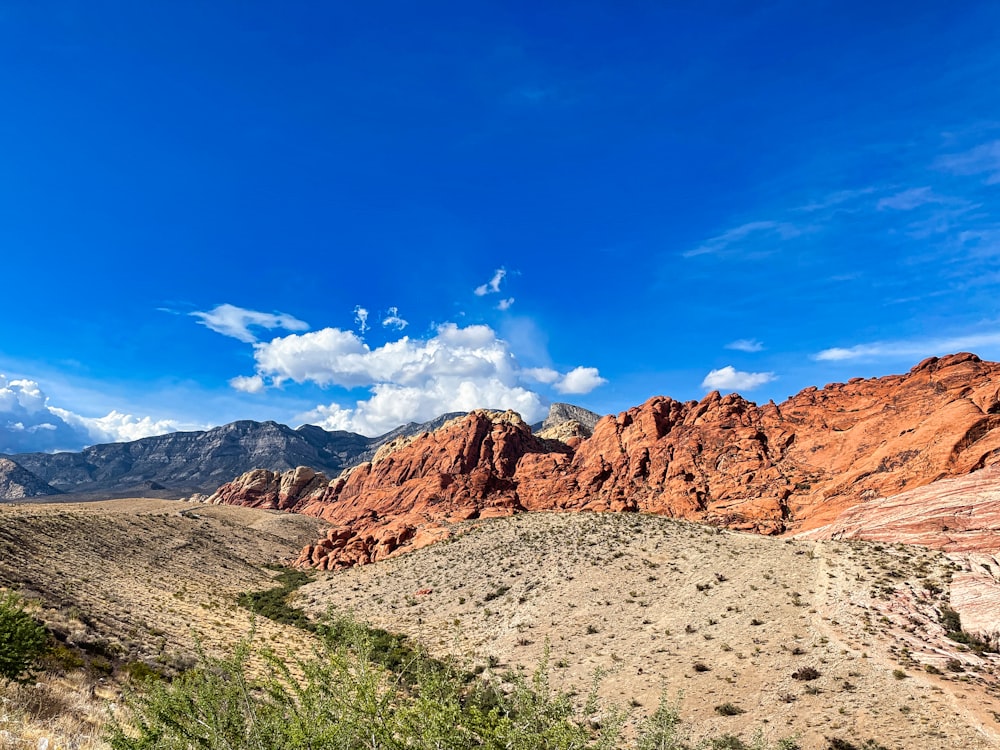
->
0;405;599;501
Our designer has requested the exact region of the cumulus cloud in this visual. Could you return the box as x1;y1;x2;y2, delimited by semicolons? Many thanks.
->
725;338;765;353
49;408;188;446
554;367;608;395
238;322;606;436
475;268;507;296
190;303;309;343
382;307;408;330
229;374;266;393
496;297;515;311
522;367;560;384
701;366;776;392
0;374;191;453
353;306;370;334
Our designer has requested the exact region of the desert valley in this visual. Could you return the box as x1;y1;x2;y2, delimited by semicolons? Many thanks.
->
1;353;999;749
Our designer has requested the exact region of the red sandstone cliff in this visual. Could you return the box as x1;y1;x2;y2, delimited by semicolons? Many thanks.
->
210;353;1000;569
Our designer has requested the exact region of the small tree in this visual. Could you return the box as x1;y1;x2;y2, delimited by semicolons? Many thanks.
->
0;591;49;683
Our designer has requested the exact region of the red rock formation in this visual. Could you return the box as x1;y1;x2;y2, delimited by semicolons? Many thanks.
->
210;353;1000;569
796;464;1000;552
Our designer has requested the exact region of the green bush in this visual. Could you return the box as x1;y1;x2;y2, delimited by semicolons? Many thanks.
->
0;591;49;683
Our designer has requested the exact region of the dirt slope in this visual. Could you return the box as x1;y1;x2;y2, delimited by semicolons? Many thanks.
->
298;512;1000;749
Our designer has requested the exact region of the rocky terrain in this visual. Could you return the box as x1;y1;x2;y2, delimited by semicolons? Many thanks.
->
2;413;465;500
0;457;61;499
212;353;1000;573
3;499;999;749
297;511;1000;749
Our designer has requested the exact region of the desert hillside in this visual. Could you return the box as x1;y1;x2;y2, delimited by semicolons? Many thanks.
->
295;511;1000;748
1;500;999;748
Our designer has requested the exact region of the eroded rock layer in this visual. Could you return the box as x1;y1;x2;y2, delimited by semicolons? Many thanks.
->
211;353;1000;569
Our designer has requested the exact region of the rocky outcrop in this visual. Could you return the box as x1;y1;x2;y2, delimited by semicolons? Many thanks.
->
211;353;1000;569
794;462;1000;644
796;464;1000;552
212;410;572;569
0;458;62;500
537;403;602;437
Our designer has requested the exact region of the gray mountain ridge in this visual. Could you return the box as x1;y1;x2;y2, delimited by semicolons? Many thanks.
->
0;457;62;500
1;404;595;501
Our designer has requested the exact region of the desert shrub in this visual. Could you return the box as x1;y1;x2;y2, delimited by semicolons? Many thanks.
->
0;591;49;683
827;740;890;750
236;568;315;630
106;617;624;750
715;702;745;716
635;693;687;750
791;666;820;681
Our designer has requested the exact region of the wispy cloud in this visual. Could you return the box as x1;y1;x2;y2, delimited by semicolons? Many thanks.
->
814;330;1000;362
381;306;408;330
475;267;507;296
876;186;947;211
190;304;309;344
701;366;776;391
725;338;764;353
682;221;800;258
937;140;1000;185
496;297;515;311
353;305;370;334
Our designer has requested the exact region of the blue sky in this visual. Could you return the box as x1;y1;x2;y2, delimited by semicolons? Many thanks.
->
3;1;1000;451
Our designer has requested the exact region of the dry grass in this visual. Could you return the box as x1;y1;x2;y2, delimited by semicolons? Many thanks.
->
1;499;999;749
0;498;329;748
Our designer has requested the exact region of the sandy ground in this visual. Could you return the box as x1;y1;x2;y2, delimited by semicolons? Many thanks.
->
298;511;1000;749
1;499;999;748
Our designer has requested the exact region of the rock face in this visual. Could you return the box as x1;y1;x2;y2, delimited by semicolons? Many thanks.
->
212;410;572;569
536;403;602;436
4;414;463;500
0;458;62;500
796;464;1000;552
211;354;1000;570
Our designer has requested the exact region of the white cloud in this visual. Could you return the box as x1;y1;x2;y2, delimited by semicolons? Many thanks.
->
353;305;370;334
683;221;800;258
240;322;606;436
475;267;507;296
814;330;1000;362
701;366;776;391
725;338;765;353
229;374;266;393
876;187;944;211
49;408;188;445
298;380;545;437
497;297;515;311
522;367;560;384
190;303;309;343
554;367;608;395
0;374;195;452
382;306;409;330
937;140;1000;184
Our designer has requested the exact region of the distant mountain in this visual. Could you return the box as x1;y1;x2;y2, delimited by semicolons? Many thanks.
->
5;415;462;500
0;457;62;500
538;403;602;434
